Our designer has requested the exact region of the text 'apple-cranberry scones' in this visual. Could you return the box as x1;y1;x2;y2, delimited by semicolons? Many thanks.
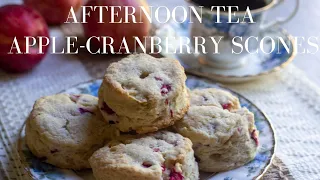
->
99;54;190;134
89;131;199;180
25;94;118;170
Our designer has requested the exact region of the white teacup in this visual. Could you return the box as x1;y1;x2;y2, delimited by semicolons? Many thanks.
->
187;0;299;69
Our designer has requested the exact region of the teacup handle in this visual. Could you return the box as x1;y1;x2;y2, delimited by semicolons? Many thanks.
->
261;0;299;30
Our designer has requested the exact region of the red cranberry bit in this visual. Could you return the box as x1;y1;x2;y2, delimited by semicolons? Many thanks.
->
222;103;232;110
169;169;184;180
251;129;259;146
79;108;95;115
70;94;80;102
73;95;81;98
165;99;169;105
161;84;172;95
155;77;163;81
237;127;242;133
142;162;152;168
101;102;115;115
161;164;166;172
50;149;59;154
170;110;173;118
153;148;160;152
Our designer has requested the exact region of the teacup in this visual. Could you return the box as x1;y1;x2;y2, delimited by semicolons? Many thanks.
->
187;0;299;69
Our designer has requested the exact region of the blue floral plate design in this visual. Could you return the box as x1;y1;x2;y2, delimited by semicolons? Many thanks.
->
156;21;296;83
19;76;276;180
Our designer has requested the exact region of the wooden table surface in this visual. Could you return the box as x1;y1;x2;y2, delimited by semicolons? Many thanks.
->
1;0;319;85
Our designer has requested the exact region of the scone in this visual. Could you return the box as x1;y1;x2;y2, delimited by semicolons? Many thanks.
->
190;88;240;111
99;54;190;134
98;85;119;125
174;106;259;172
89;131;199;180
26;94;118;170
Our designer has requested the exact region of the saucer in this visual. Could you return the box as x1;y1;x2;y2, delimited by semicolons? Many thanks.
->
155;22;296;83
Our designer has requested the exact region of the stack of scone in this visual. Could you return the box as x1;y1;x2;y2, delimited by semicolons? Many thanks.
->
26;54;259;180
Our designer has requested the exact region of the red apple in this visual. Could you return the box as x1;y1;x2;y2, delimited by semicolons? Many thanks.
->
83;0;151;53
24;0;82;25
0;5;49;73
